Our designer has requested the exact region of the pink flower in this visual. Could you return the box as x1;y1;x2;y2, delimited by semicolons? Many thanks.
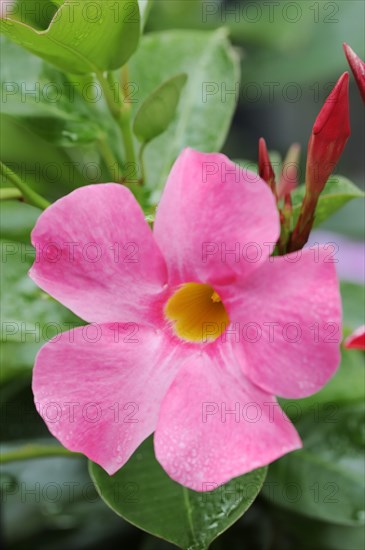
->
344;326;365;350
31;149;341;491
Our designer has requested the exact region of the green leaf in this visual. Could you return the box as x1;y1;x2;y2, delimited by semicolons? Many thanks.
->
233;159;258;173
0;113;90;200
263;503;365;550
0;39;104;146
138;0;153;29
129;29;240;192
0;201;39;244
1;36;123;184
1;443;125;547
280;347;365;421
341;282;365;332
267;281;365;527
133;73;187;144
263;401;365;526
321;199;365;240
0;0;140;74
89;436;267;549
0;236;82;383
7;1;60;29
292;176;364;228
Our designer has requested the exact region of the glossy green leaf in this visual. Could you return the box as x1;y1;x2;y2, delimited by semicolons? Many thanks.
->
292;176;364;228
0;0;140;74
5;0;60;29
129;29;240;192
89;436;267;549
133;73;187;144
263;401;365;526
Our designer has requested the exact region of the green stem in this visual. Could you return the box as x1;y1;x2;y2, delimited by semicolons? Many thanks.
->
119;108;138;180
97;70;120;118
138;142;147;184
0;187;23;202
96;71;138;182
0;444;82;464
0;162;50;210
98;137;120;181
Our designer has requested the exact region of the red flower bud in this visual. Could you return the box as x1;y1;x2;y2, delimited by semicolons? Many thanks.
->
344;325;365;350
258;137;276;197
343;43;365;103
306;72;350;195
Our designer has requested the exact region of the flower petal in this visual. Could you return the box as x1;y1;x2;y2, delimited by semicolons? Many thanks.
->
154;148;279;286
30;184;167;324
222;248;342;398
33;324;183;474
154;348;301;491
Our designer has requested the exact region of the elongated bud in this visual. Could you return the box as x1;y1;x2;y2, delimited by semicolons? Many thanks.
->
343;43;365;103
306;72;350;196
258;137;276;197
277;143;301;199
288;74;350;253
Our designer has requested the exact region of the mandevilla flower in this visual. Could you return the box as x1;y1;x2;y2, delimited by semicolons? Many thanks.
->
344;326;365;350
343;43;365;103
31;149;341;491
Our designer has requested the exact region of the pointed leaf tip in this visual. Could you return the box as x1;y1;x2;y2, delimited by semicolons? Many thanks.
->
258;137;276;195
312;72;350;136
343;43;365;103
133;73;188;144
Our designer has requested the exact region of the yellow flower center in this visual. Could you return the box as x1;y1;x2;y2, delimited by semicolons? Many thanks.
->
164;283;230;343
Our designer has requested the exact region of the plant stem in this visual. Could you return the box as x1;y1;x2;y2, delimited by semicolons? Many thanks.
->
0;162;50;210
98;137;120;181
138;142;147;184
120;64;130;102
287;192;318;252
96;70;138;182
119;108;138;180
0;188;23;202
97;70;120;118
0;444;82;464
